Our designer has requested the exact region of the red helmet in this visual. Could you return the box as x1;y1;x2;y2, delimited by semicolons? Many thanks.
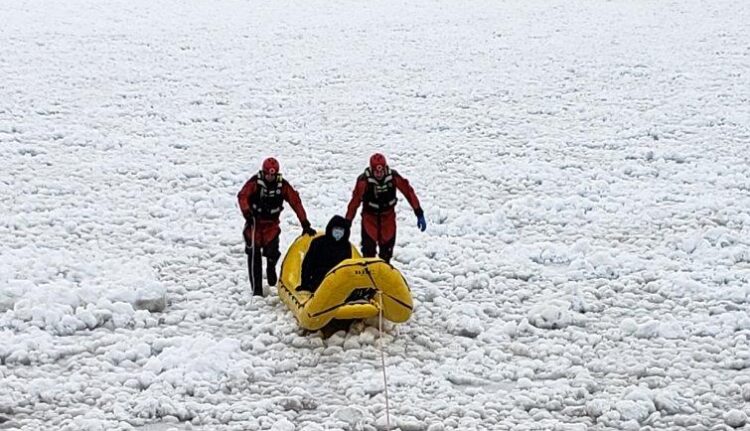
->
369;153;387;171
262;157;279;175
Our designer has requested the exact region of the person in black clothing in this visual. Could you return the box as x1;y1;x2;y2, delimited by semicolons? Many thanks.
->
298;215;352;293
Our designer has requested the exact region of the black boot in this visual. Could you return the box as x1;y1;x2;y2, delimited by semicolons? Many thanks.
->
266;257;278;287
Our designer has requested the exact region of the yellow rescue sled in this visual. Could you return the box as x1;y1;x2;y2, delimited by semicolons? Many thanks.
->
278;234;413;331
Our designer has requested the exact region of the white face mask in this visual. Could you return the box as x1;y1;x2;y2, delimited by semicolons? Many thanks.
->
331;227;345;241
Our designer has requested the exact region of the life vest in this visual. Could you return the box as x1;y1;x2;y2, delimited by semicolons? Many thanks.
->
252;172;284;219
362;167;397;213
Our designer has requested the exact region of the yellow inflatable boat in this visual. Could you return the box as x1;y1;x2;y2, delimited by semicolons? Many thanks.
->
278;234;413;331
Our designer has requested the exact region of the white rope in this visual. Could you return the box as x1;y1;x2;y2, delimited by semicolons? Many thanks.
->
250;220;257;296
378;291;391;431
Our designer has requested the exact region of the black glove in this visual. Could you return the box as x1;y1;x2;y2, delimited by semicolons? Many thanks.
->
243;212;254;226
301;220;316;236
343;218;352;229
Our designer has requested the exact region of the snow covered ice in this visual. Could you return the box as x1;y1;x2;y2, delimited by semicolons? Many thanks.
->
2;0;750;430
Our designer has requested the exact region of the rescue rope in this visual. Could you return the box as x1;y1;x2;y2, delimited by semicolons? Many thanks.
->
250;220;257;296
378;291;391;431
363;265;392;429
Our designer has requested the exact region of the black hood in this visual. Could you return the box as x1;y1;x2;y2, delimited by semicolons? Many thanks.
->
325;215;350;242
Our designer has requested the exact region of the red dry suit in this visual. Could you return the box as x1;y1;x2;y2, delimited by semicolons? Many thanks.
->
237;172;309;247
345;166;422;244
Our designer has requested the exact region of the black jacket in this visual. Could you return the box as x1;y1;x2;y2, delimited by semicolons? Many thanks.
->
299;215;352;292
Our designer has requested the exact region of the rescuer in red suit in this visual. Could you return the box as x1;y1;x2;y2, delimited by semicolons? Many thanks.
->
345;153;426;263
238;157;315;296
